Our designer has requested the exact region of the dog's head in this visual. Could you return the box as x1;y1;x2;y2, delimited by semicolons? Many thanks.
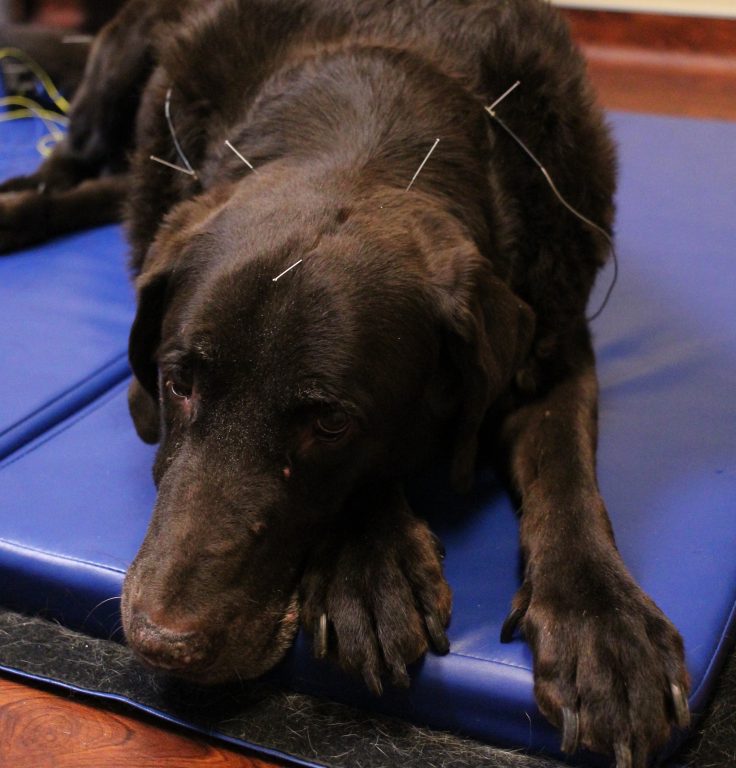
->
122;177;534;683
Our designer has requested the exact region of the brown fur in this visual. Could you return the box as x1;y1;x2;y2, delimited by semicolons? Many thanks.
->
0;2;688;765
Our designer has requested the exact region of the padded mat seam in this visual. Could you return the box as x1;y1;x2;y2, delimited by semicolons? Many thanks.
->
689;600;736;707
0;379;129;471
0;353;129;441
444;648;533;673
0;537;127;575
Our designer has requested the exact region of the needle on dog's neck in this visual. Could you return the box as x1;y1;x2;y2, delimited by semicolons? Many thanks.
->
484;80;618;320
150;86;198;179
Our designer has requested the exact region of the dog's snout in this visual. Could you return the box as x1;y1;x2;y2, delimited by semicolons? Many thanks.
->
127;612;216;672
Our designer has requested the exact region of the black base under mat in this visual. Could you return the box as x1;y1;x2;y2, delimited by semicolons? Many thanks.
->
0;609;733;768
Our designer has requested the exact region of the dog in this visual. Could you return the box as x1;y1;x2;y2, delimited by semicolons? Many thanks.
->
0;1;690;764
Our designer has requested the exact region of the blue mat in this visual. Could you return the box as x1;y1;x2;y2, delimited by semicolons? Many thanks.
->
0;103;132;459
0;110;734;764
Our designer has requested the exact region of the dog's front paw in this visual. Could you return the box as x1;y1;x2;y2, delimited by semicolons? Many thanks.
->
301;486;451;694
0;188;49;253
0;171;44;195
504;556;690;767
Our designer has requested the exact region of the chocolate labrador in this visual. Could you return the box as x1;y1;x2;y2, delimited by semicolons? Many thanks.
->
0;1;689;764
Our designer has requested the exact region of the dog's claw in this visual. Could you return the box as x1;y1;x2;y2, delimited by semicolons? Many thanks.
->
362;664;383;697
560;707;579;754
500;606;524;643
430;531;446;560
614;742;632;768
670;682;691;728
614;742;633;768
424;611;450;655
315;613;328;659
389;661;410;689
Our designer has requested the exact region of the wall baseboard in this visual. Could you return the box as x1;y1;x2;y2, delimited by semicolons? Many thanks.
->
563;9;736;55
562;9;736;119
553;1;736;20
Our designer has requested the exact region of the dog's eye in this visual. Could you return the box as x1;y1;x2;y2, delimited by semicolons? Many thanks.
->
165;378;192;400
314;409;351;441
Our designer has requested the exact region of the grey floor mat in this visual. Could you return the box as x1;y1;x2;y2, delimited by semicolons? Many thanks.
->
0;609;733;768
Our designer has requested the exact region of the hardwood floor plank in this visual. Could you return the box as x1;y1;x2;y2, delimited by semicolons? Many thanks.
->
563;9;736;56
0;676;280;768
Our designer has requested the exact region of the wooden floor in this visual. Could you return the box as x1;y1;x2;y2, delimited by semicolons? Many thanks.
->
0;674;277;767
1;8;735;768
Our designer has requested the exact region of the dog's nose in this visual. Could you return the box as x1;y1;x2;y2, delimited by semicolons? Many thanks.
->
127;612;214;672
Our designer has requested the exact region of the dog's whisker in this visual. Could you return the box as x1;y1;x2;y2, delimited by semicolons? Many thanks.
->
83;595;122;626
272;258;303;282
224;139;258;174
108;620;125;640
405;137;440;192
90;595;122;613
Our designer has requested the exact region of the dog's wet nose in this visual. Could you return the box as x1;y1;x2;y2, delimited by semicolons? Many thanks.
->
127;612;215;672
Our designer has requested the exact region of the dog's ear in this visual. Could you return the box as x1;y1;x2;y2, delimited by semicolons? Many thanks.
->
128;375;161;444
428;241;535;492
129;269;171;399
127;193;221;442
127;268;172;443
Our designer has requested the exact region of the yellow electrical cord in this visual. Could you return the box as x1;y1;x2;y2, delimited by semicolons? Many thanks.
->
0;47;71;113
0;48;71;156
